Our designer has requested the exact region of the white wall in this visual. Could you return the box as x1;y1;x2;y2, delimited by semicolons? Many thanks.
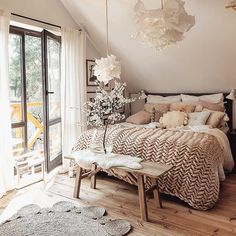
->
86;39;101;60
61;0;236;127
0;0;76;27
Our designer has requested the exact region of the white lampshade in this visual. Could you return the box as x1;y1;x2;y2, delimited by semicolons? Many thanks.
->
226;89;236;100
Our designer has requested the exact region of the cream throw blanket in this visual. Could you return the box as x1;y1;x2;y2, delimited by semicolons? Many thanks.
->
69;150;143;170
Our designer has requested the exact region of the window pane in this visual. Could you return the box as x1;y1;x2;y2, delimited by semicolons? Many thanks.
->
25;35;44;152
12;127;24;157
49;122;62;162
9;34;23;123
47;36;61;120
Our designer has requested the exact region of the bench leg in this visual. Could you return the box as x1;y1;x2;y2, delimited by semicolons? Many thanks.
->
137;174;148;222
90;163;97;189
152;178;162;208
73;166;82;198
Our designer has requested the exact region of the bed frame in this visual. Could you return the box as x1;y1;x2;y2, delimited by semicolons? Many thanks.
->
145;92;233;132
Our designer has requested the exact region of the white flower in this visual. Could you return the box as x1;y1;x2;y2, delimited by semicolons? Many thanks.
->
94;55;121;85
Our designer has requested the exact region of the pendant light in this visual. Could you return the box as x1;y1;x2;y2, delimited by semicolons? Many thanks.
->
94;0;121;85
133;0;195;51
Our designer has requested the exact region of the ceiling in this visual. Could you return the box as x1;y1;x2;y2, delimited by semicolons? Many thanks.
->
61;0;236;93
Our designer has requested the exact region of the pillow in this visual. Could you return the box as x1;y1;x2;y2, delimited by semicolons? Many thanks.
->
170;103;195;113
181;94;199;103
126;111;151;125
144;103;169;113
154;110;164;122
159;111;188;129
200;93;224;103
205;110;226;128
181;93;224;104
195;100;225;112
147;95;181;104
144;103;169;122
188;111;211;126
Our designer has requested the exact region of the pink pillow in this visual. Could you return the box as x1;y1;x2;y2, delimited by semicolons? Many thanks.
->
126;111;151;125
195;100;225;112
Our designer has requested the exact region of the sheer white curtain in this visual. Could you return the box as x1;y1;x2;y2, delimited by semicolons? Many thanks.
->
61;28;87;169
0;9;15;198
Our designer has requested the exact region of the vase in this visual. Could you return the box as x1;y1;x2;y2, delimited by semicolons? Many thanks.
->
89;125;113;154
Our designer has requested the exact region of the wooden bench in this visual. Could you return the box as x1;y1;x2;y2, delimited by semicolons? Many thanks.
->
73;160;172;222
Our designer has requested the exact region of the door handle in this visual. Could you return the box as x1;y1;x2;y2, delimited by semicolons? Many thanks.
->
46;91;54;95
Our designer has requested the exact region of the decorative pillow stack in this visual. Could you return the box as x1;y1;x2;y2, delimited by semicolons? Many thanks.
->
126;93;229;129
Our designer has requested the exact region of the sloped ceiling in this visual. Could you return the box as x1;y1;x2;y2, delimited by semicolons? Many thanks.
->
61;0;236;93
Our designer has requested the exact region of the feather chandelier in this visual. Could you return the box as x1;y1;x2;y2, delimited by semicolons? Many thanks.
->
133;0;195;51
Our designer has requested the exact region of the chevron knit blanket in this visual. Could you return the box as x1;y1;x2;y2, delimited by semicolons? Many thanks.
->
73;125;223;210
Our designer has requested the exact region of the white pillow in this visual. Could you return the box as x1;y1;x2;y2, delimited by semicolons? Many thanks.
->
147;95;181;104
188;111;211;126
181;93;224;104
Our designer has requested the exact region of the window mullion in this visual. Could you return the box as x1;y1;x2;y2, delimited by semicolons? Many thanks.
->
21;32;28;152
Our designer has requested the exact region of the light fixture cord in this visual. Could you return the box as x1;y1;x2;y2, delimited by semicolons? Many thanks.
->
106;0;109;55
161;0;164;9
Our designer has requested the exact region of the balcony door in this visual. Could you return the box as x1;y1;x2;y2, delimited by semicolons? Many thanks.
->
42;30;62;173
9;26;62;188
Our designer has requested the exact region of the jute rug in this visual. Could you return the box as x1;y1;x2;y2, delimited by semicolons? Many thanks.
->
0;201;131;236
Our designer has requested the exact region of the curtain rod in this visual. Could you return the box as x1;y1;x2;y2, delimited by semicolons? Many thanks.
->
11;13;62;29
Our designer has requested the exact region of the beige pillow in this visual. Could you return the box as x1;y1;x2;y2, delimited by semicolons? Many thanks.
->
159;111;188;129
170;103;195;113
188;111;211;126
144;103;169;122
154;110;164;122
147;95;181;104
181;93;224;104
195;100;225;112
126;111;151;125
144;103;169;113
205;110;226;128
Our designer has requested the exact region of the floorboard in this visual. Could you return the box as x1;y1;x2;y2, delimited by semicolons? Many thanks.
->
0;173;236;236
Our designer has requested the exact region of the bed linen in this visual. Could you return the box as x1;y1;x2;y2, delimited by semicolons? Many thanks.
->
73;123;234;210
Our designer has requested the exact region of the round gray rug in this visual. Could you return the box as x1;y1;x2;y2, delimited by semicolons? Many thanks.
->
0;201;131;236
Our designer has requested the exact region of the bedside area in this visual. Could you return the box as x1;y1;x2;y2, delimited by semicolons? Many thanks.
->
229;130;236;169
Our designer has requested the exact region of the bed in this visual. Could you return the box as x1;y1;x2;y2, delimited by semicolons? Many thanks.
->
73;92;235;210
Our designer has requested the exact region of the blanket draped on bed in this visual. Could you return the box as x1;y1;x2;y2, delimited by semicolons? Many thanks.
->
73;125;223;210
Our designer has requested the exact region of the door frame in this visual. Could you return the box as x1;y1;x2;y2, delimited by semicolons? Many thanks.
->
42;30;62;173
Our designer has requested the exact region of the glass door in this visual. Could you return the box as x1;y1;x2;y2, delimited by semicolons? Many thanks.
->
42;30;62;172
9;26;45;188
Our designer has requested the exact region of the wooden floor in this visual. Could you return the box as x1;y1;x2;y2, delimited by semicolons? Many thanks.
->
1;173;236;236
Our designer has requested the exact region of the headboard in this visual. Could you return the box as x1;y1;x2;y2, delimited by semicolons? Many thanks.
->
144;92;233;132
